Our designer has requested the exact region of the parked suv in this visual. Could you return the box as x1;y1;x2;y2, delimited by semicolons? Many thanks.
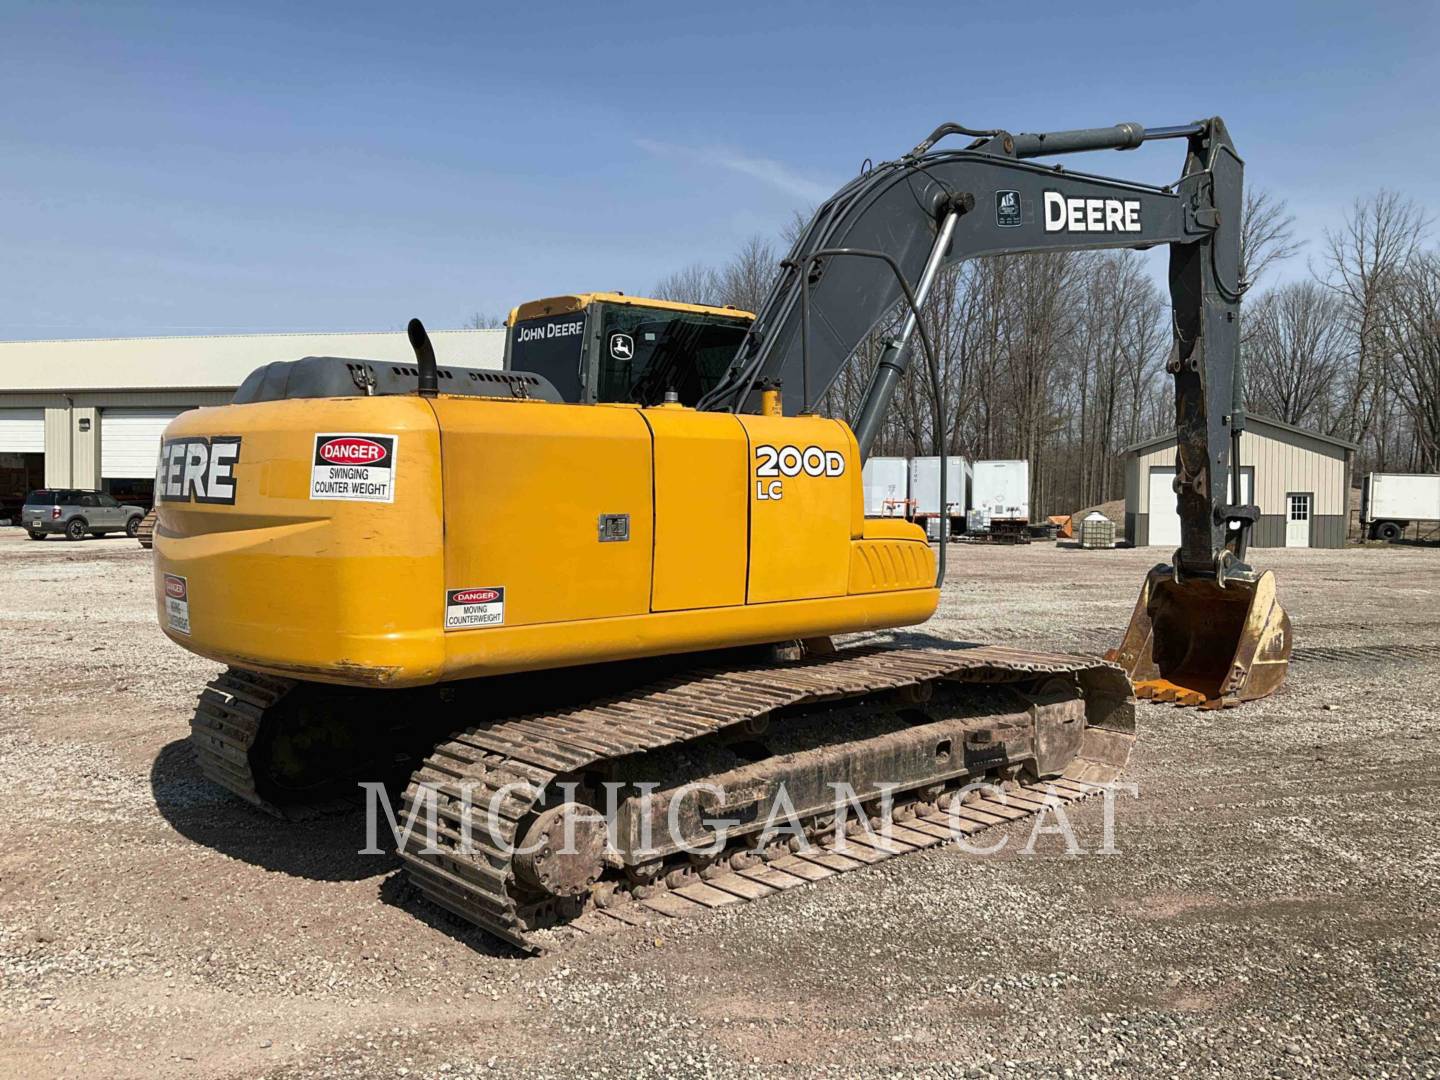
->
22;489;147;541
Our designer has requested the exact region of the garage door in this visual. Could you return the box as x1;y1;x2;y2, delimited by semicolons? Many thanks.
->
101;408;192;478
1148;466;1253;547
0;408;44;452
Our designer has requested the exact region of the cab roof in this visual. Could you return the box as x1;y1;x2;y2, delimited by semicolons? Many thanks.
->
508;292;755;325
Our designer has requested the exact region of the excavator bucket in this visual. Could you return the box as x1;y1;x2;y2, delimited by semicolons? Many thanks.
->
1108;565;1291;709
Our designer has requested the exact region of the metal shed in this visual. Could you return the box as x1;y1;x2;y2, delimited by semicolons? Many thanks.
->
1123;416;1357;549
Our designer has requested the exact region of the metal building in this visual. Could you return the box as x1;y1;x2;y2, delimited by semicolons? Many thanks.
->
0;329;503;513
1123;415;1356;549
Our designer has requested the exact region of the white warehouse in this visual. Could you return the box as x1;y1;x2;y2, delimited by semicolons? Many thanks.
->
0;329;504;514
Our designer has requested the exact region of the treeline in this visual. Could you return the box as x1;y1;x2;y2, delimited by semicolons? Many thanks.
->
654;191;1439;516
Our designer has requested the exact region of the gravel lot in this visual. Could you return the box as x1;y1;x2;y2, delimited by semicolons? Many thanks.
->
1;531;1437;1079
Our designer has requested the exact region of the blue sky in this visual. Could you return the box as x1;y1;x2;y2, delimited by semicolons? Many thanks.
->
2;0;1436;339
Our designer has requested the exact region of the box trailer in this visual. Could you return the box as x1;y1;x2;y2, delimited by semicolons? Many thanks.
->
971;460;1030;533
907;456;969;537
1361;472;1440;541
861;456;910;517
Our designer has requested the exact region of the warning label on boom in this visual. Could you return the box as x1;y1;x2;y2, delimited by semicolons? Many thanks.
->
310;433;397;503
445;587;505;630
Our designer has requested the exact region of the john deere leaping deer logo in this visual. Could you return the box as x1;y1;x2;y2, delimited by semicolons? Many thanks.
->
609;333;634;361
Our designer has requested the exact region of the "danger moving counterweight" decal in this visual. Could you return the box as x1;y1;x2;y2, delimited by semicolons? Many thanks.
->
310;433;397;503
445;587;505;630
163;573;190;635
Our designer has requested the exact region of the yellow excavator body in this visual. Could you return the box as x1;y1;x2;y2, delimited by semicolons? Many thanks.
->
152;394;939;688
150;114;1295;946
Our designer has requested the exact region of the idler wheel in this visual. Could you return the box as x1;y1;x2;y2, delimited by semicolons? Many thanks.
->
514;803;608;898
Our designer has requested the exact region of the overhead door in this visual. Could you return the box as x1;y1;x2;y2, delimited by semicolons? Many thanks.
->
1148;466;1253;547
0;409;44;452
101;408;192;478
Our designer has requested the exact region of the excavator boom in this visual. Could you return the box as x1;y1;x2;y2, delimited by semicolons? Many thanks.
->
701;116;1290;707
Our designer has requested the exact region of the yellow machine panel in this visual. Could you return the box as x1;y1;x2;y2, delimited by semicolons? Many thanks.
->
433;398;654;628
850;530;936;593
739;414;861;604
642;407;748;612
154;395;939;688
152;396;447;685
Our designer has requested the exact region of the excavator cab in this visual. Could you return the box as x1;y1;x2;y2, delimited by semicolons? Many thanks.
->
503;293;753;406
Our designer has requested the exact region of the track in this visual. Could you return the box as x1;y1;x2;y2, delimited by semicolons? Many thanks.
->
136;507;158;549
397;644;1134;951
189;669;372;820
190;668;298;818
548;773;1114;949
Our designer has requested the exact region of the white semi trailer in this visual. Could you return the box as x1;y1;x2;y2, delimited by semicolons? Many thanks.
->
1361;472;1440;541
860;456;910;517
908;456;969;538
970;460;1030;536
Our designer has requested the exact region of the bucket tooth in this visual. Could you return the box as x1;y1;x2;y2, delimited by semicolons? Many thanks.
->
1110;565;1292;708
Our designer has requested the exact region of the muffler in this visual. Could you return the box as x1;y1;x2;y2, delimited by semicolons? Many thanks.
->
1108;565;1291;708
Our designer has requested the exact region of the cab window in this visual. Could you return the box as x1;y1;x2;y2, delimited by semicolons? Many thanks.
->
595;308;750;406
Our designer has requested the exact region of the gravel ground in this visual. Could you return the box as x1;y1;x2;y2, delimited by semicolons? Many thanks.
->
1;530;1437;1079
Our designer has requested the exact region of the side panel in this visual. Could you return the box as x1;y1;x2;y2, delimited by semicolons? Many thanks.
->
152;396;446;685
1371;473;1440;520
506;309;590;403
739;415;859;604
643;408;748;611
434;400;653;629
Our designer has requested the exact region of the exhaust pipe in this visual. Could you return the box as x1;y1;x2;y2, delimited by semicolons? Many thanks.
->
408;317;439;398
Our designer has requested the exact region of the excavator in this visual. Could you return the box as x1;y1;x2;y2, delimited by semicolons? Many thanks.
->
153;117;1291;948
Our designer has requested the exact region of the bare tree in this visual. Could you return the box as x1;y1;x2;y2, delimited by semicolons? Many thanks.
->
650;234;780;313
717;235;779;313
1246;281;1348;427
652;262;724;306
1322;191;1430;456
463;312;507;329
1240;188;1301;288
1120;273;1168;448
1379;253;1440;470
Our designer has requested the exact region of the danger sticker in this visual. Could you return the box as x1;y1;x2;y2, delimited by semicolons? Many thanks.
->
310;433;397;503
164;573;191;635
445;587;505;630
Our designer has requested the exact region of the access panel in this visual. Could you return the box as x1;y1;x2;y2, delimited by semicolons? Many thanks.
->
434;399;654;628
738;415;861;604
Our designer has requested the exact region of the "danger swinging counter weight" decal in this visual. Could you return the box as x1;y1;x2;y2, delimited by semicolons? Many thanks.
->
311;433;397;503
445;587;505;630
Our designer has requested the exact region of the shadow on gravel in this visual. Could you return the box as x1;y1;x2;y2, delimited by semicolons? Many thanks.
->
151;740;527;957
149;739;392;883
862;631;986;651
376;874;527;959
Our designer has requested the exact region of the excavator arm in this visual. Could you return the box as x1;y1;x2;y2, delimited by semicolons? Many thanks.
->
702;117;1291;707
